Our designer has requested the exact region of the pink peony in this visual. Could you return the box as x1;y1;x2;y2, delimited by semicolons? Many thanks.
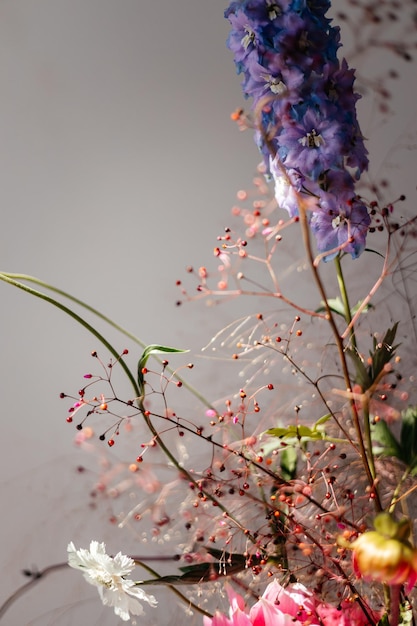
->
204;580;379;626
251;580;320;625
204;580;321;626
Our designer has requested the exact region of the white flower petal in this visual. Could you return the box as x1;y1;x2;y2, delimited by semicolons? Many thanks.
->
101;586;145;621
67;540;157;621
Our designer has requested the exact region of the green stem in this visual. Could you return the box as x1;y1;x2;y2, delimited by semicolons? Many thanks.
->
334;255;357;352
1;273;147;348
0;272;139;395
297;202;382;512
362;397;377;481
389;467;411;514
321;436;355;445
0;273;214;410
335;256;379;488
0;274;237;618
0;272;258;545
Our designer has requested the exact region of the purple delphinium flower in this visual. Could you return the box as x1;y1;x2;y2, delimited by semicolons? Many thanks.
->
310;196;371;260
245;56;304;102
225;0;370;260
278;107;344;180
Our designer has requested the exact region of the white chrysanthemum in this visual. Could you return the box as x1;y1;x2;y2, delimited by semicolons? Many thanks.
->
67;541;157;622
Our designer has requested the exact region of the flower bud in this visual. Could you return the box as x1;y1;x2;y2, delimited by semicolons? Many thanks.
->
348;514;417;591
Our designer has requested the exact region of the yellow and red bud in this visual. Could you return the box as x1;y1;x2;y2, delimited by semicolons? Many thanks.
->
351;531;417;588
342;514;417;591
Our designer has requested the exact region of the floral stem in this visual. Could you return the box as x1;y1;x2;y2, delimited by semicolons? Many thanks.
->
389;584;401;626
362;396;377;482
0;274;258;559
0;272;215;411
0;272;138;394
0;272;148;347
389;467;412;514
297;200;382;511
334;254;357;352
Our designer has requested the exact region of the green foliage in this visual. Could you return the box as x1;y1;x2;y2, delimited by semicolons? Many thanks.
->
372;420;402;458
316;296;372;318
373;406;417;475
347;323;400;391
374;596;413;624
370;322;400;380
137;548;261;585
137;344;188;395
346;348;372;390
399;602;414;625
400;406;417;471
360;601;412;625
266;414;331;445
280;446;298;481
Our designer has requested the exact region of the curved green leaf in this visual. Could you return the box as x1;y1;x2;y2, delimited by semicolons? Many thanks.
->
138;344;188;394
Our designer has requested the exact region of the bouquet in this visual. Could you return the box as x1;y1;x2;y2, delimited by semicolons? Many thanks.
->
1;1;417;624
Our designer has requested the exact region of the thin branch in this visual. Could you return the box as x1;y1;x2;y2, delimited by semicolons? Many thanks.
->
0;563;69;620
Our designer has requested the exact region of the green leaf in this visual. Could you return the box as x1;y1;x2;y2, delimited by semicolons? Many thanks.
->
266;424;324;444
399;601;413;625
346;348;372;390
351;301;373;314
280;446;297;481
266;414;331;446
319;297;346;317
138;548;263;586
315;413;331;426
137;344;188;394
297;425;322;438
373;408;417;476
400;605;413;625
400;406;417;470
347;323;400;391
369;322;400;383
316;297;372;318
266;427;294;438
372;420;401;458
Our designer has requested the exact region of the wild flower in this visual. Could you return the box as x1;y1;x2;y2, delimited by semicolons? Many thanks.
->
67;541;157;622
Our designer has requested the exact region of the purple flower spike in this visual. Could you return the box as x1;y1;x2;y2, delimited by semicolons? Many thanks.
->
225;0;370;259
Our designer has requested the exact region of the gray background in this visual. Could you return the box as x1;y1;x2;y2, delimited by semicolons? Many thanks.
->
1;1;416;624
